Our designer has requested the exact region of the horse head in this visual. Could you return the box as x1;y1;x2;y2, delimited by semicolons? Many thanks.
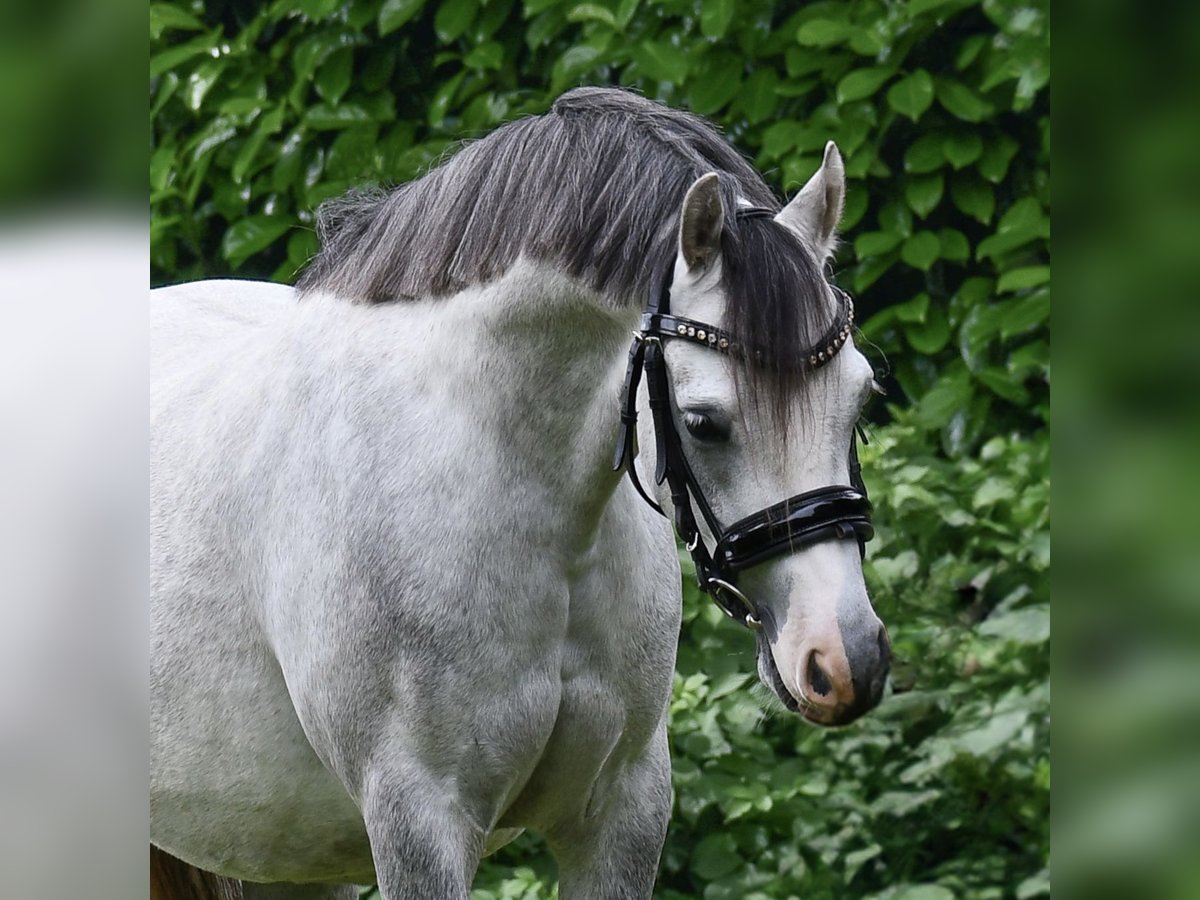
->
640;142;890;726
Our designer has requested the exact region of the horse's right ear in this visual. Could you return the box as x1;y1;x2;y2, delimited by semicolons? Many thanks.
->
678;173;724;273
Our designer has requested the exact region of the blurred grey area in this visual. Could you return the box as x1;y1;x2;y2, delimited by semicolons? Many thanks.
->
0;0;145;898
1056;0;1200;897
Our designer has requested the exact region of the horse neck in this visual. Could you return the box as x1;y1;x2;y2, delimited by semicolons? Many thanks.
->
315;262;640;557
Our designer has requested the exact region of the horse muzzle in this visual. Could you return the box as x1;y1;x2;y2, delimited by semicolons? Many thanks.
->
760;616;891;726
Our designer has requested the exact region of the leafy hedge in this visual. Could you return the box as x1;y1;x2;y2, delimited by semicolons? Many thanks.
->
151;0;1049;897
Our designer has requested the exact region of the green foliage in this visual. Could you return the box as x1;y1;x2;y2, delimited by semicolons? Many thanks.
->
152;0;1049;897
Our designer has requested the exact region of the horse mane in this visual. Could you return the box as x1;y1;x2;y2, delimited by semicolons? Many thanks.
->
297;87;834;416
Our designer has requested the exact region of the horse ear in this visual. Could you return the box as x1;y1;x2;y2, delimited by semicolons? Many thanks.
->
776;141;845;259
678;172;724;273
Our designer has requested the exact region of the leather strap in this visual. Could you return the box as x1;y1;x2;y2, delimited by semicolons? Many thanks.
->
714;486;874;572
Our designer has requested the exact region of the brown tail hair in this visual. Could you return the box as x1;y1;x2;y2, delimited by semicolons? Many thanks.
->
151;845;243;900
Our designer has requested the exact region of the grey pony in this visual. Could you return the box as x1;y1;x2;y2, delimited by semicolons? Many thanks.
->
151;88;888;899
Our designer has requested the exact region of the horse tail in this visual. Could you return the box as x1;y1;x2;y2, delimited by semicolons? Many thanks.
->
151;845;243;900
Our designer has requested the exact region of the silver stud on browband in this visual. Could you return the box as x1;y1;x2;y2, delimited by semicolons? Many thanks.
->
697;330;706;341
719;338;729;349
677;324;687;335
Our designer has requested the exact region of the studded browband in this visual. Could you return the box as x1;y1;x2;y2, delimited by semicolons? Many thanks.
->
644;286;855;369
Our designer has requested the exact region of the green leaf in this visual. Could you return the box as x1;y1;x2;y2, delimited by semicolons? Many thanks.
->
149;143;176;194
849;25;887;56
316;47;354;104
525;9;566;48
633;40;689;84
844;843;882;881
937;228;970;262
291;33;357;107
551;43;604;92
221;215;292;268
615;0;640;28
700;0;735;39
901;231;941;270
956;33;988;69
740;69;779;123
879;199;913;237
909;0;965;14
304;103;375;130
887;70;934;121
853;252;897;293
905;173;944;218
904;133;945;174
464;41;504;70
977;198;1048;259
149;4;204;40
894;885;957;900
914;366;972;429
953;709;1027;757
893;292;930;323
428;71;466;126
1017;869;1052;899
379;0;427;35
691;833;742;880
951;173;995;223
936;78;995;122
796;19;854;47
297;0;340;18
978;133;1020;182
434;0;478;43
905;306;950;352
232;105;285;184
836;67;893;103
854;230;904;258
997;265;1050;293
998;290;1050;339
977;367;1030;404
150;70;180;119
689;53;742;115
762;120;825;157
150;33;219;79
943;132;983;169
183;60;225;112
567;3;616;26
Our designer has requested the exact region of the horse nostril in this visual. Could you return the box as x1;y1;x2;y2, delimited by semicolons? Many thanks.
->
807;651;833;697
877;625;891;662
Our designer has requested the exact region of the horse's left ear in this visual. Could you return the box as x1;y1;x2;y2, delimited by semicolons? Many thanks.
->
678;172;725;273
776;141;845;259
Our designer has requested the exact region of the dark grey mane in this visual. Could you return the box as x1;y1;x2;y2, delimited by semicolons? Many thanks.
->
298;87;833;413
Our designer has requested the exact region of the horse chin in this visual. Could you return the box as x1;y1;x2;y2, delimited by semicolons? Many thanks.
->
756;642;841;727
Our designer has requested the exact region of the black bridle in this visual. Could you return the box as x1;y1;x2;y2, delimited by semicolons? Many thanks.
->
612;209;874;630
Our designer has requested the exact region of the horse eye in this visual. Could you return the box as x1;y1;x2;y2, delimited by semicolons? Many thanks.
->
683;411;730;443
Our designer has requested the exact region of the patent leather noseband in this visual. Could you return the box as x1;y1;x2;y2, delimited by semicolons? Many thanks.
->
612;208;874;629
